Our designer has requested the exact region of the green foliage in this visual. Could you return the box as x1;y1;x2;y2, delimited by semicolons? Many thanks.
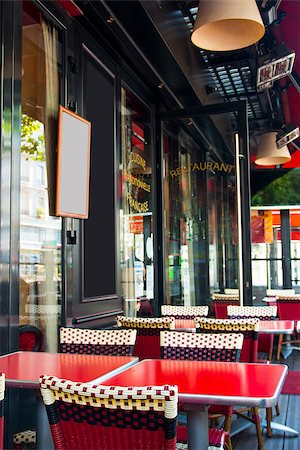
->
252;170;300;206
21;114;45;161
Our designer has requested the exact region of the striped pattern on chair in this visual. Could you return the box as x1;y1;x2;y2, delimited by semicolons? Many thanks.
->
117;316;175;359
161;305;209;319
40;375;178;450
59;327;137;356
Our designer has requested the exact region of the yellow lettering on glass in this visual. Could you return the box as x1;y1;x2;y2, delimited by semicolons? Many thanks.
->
127;192;149;213
130;152;146;171
169;161;235;177
124;172;151;192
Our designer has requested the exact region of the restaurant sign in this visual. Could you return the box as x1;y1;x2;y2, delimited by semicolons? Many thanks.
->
170;160;234;178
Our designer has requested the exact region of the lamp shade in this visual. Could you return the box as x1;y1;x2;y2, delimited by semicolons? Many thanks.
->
255;132;291;166
191;0;265;51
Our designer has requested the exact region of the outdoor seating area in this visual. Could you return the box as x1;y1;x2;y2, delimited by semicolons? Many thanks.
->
1;298;300;450
3;1;300;449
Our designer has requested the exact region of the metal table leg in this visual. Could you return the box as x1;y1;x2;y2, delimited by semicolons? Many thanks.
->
186;404;209;450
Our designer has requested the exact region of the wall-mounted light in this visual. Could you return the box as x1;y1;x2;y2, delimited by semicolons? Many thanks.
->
257;44;295;89
191;0;265;51
255;132;291;166
276;124;299;148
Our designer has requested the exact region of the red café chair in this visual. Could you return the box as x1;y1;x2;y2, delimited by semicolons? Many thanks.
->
227;305;277;362
40;375;178;449
19;325;43;352
227;308;279;439
59;327;137;356
39;374;227;450
161;305;209;319
117;316;175;360
161;330;243;450
211;293;240;319
195;317;266;449
276;294;300;359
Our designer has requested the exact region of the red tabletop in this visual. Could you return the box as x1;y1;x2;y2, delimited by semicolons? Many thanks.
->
175;319;294;334
101;359;288;408
174;319;196;331
0;352;138;388
259;320;294;334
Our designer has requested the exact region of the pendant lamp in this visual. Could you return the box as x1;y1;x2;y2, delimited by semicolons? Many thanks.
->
255;132;291;166
191;0;265;51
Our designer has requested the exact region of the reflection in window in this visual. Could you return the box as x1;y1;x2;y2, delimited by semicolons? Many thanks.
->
163;125;207;306
20;2;61;352
120;87;153;317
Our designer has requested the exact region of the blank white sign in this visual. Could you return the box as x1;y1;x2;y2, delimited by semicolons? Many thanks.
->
56;106;91;218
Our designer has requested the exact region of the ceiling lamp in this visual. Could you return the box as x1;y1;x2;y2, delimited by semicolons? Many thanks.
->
257;44;295;89
191;0;265;51
255;132;291;166
276;124;300;149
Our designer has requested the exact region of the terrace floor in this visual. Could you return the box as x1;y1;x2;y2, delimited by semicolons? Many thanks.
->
232;345;300;450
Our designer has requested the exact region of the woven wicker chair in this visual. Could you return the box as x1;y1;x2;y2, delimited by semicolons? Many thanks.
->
224;289;239;295
195;317;267;448
59;327;137;356
39;374;227;450
117;316;175;360
161;305;209;319
160;330;243;361
226;309;279;441
0;373;4;450
40;375;178;450
195;318;259;363
276;295;300;359
266;289;295;297
161;330;243;450
227;305;277;362
211;293;240;319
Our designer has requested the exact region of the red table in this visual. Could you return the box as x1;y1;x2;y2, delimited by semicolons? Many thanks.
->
174;319;196;331
101;359;288;450
259;320;294;334
175;319;295;334
0;352;138;449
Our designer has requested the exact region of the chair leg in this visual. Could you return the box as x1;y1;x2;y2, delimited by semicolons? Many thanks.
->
277;334;283;360
275;402;280;416
251;407;264;450
266;407;273;437
223;416;233;450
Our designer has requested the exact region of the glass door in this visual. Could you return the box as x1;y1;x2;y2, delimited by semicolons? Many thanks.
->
160;102;251;307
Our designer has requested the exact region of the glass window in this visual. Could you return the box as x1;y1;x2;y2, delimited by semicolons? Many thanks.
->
120;87;153;316
20;2;62;352
162;115;238;306
163;125;208;306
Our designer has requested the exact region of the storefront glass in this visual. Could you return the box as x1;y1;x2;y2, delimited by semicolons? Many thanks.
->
162;117;238;306
20;2;62;351
120;87;153;316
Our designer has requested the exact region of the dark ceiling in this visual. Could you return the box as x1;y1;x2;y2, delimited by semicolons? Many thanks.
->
141;0;300;167
69;0;300;168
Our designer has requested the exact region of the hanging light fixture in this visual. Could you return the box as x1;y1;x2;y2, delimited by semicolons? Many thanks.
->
255;132;291;166
191;0;265;51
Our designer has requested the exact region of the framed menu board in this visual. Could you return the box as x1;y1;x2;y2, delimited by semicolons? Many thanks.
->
56;105;91;218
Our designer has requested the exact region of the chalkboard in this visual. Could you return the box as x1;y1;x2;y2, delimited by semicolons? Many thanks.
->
56;106;91;218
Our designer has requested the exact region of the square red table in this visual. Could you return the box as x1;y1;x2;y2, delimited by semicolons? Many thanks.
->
0;351;138;449
101;359;288;450
0;351;138;388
